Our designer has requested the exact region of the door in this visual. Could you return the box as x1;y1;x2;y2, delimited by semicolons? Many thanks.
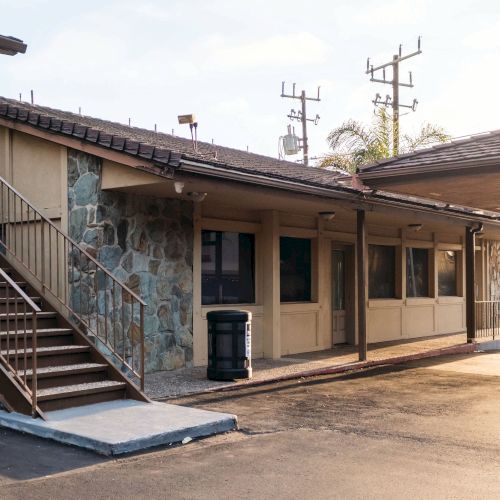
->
332;249;347;344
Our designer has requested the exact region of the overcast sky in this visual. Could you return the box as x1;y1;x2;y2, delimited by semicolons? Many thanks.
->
1;0;499;163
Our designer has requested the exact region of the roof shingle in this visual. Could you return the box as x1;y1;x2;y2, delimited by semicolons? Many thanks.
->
359;131;500;175
0;96;346;190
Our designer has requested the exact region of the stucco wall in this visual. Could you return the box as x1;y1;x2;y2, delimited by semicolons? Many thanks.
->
67;149;194;372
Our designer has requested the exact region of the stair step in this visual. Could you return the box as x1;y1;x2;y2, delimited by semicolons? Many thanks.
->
1;345;90;358
21;363;108;378
37;381;126;401
0;311;55;320
0;327;72;338
0;297;40;302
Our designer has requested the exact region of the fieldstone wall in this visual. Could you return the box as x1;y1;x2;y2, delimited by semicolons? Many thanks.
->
68;149;194;372
488;240;500;301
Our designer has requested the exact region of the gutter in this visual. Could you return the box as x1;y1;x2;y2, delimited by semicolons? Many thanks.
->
179;159;500;227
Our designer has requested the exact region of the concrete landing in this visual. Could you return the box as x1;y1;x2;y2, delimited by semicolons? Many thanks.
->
0;400;237;455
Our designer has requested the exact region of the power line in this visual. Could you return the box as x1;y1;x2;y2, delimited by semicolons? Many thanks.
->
280;82;321;166
366;37;422;156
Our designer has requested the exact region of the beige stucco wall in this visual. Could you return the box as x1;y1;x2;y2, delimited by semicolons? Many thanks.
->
192;202;468;366
0;126;68;227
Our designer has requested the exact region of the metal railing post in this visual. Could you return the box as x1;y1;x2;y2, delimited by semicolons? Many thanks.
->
31;311;37;417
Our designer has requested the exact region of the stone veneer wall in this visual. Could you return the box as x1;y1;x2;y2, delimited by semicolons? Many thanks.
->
67;149;194;372
488;240;500;301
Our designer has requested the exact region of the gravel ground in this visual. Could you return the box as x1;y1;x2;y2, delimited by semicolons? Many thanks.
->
145;332;467;399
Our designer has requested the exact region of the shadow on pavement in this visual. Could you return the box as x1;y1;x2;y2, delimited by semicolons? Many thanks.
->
0;428;108;483
171;363;410;407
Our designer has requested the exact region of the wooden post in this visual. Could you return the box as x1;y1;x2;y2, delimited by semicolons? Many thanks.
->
262;210;281;358
465;227;476;343
357;209;367;361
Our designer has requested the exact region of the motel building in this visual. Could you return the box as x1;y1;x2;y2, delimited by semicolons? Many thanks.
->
1;96;500;409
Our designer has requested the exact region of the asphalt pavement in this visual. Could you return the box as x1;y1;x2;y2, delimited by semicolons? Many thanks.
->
1;351;500;499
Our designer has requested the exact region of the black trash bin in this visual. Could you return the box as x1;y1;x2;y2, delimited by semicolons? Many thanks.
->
207;310;252;381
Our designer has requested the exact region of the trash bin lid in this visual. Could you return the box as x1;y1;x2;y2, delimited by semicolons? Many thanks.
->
206;310;252;322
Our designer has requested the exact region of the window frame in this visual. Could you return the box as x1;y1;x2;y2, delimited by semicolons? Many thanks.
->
279;236;313;303
368;243;399;300
405;247;432;298
437;248;462;297
201;229;256;306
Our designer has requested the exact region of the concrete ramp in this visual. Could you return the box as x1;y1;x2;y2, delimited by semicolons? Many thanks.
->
0;400;237;455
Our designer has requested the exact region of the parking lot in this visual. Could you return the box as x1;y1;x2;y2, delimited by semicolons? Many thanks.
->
1;351;500;499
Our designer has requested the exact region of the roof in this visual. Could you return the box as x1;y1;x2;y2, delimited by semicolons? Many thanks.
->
2;95;500;225
0;35;27;56
0;96;345;191
359;130;500;178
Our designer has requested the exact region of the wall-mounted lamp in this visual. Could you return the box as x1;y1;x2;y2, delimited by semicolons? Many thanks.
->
187;192;207;203
408;223;423;232
319;211;336;221
174;181;184;194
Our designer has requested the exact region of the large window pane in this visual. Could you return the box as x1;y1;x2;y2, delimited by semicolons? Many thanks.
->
369;245;396;299
202;231;255;305
406;248;430;297
280;237;311;302
438;250;458;296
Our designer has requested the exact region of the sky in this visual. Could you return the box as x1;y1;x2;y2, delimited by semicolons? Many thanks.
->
1;0;500;164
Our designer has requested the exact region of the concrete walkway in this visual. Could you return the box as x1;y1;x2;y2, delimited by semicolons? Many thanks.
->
146;333;471;399
0;400;236;455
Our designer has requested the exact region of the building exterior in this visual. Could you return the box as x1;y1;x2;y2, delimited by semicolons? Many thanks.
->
1;97;499;375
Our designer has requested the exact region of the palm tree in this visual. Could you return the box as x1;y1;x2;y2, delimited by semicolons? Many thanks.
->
320;109;450;173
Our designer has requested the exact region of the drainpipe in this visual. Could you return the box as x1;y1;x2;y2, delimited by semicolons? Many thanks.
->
466;223;483;343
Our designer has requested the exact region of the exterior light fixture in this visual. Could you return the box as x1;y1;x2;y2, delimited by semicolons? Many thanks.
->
177;114;196;125
174;181;184;194
408;223;423;232
0;35;27;56
319;211;336;221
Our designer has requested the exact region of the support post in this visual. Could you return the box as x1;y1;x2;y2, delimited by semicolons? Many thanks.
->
262;210;281;358
357;209;367;361
465;227;476;343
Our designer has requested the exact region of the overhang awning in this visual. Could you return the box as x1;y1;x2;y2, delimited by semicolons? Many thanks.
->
359;131;500;213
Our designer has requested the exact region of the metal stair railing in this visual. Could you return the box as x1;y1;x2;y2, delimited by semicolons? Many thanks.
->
475;300;499;340
0;267;41;416
0;176;146;390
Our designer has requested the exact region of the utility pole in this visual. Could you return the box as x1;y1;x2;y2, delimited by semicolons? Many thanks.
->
366;37;422;156
281;82;320;166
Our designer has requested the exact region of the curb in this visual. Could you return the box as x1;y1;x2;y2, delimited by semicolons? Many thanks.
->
162;342;477;400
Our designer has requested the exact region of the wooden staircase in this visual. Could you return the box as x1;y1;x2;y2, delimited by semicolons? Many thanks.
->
0;175;148;418
0;263;147;416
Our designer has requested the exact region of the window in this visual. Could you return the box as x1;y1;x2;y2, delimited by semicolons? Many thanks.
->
280;237;311;302
201;231;255;305
406;248;430;297
368;245;396;299
438;250;458;296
